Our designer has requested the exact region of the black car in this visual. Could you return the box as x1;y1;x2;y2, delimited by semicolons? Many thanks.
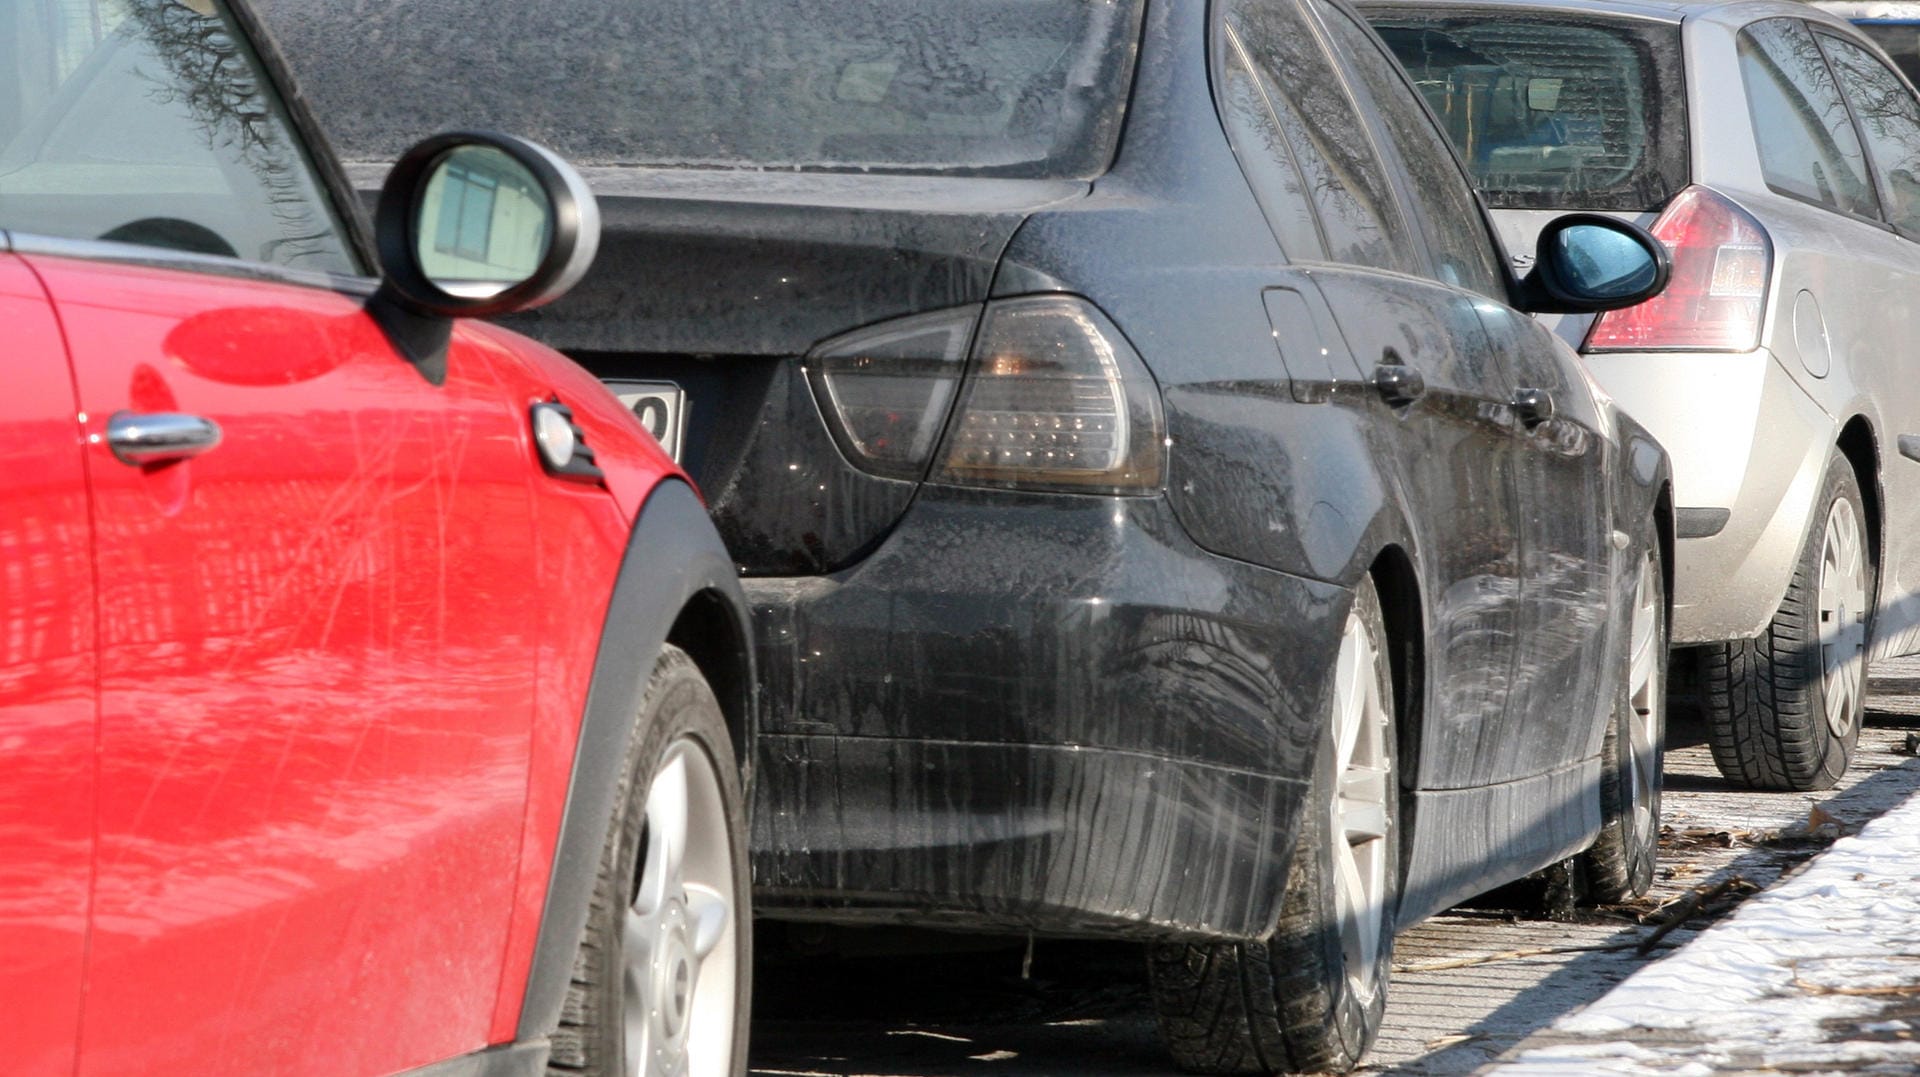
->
265;0;1676;1069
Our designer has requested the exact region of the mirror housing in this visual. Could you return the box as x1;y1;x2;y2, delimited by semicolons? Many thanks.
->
367;131;599;378
1516;214;1670;315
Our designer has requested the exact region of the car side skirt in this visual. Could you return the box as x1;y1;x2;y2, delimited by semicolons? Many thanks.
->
393;1043;548;1077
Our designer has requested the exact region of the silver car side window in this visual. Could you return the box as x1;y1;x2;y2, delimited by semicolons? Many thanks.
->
1819;32;1920;236
1737;18;1882;220
0;0;356;271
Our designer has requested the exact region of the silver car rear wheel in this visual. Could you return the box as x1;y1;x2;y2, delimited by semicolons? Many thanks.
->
1703;455;1871;791
1817;496;1868;741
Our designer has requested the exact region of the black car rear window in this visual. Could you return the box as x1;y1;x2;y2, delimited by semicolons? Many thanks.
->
1366;10;1688;210
259;0;1144;180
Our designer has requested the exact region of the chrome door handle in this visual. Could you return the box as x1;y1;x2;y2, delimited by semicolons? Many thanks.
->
106;411;223;465
1510;387;1555;429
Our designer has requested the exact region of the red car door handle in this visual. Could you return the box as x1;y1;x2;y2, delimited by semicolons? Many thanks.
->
106;411;223;466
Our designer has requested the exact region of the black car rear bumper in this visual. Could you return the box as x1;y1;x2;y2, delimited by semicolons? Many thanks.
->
745;484;1348;940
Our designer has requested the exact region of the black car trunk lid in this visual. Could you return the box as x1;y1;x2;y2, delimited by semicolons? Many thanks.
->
492;169;1087;575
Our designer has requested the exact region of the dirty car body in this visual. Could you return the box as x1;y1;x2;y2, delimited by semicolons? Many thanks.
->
266;0;1670;950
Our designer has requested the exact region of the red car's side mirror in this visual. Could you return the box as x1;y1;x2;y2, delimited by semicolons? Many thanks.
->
366;131;600;379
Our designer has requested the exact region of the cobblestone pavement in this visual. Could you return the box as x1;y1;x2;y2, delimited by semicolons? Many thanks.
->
748;661;1920;1077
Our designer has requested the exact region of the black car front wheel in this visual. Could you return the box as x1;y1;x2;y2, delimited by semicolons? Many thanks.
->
1148;575;1399;1075
1582;533;1667;902
548;645;751;1077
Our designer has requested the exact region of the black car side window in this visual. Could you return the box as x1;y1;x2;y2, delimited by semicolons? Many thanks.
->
1738;18;1881;220
1217;26;1332;261
1223;0;1417;273
0;0;357;272
1317;2;1509;300
1819;31;1920;236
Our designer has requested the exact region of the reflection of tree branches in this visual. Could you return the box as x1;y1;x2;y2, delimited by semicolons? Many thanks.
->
121;0;334;266
1232;7;1403;269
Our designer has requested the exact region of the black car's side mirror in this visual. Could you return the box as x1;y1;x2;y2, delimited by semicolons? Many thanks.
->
367;131;600;380
1516;214;1670;315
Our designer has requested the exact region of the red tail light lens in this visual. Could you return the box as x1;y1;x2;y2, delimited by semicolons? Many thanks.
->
1584;187;1771;353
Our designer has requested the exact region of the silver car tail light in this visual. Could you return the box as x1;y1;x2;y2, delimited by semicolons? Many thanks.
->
1584;186;1772;353
932;295;1164;495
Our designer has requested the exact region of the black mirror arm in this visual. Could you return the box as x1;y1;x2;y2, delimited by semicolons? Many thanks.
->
1513;267;1616;315
367;282;452;386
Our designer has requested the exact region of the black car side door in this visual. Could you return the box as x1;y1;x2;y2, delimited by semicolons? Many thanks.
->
1317;0;1616;780
1223;0;1529;793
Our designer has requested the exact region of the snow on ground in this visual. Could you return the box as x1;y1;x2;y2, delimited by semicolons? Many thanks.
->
1492;787;1920;1075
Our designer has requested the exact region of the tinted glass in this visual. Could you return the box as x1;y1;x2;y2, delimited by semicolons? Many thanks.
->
1225;0;1416;272
1551;223;1658;299
1367;12;1686;211
1217;28;1331;260
0;0;356;272
1854;21;1920;88
1822;31;1920;234
260;0;1143;180
1321;3;1508;299
1739;18;1880;218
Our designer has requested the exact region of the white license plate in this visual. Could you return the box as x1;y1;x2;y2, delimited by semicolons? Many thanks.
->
606;381;687;463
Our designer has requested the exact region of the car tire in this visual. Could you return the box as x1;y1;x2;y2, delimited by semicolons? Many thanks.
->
1702;455;1872;792
1147;576;1398;1075
547;644;751;1077
1581;534;1667;903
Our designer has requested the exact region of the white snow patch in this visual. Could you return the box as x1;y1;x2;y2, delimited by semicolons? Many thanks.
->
1494;789;1920;1075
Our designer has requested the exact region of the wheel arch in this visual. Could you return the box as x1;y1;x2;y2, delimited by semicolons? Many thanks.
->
1367;545;1424;834
1836;415;1882;581
515;477;753;1045
1656;480;1677;616
667;587;754;773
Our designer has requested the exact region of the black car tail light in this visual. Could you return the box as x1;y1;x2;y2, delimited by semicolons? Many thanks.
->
806;305;981;481
1584;186;1772;353
807;295;1165;494
933;295;1164;495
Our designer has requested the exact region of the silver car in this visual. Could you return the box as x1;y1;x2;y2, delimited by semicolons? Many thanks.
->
1362;0;1920;791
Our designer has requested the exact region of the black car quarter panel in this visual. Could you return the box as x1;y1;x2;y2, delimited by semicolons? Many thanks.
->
748;486;1346;938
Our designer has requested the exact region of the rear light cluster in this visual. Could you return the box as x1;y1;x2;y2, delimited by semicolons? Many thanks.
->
807;295;1165;494
1585;186;1772;353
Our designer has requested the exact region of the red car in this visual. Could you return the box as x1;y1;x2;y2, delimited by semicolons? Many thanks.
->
1;2;752;1075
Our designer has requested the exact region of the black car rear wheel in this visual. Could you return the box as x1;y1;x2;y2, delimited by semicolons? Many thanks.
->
1582;535;1667;902
1147;576;1398;1075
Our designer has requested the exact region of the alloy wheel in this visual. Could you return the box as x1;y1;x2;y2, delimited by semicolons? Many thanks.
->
1330;601;1392;1003
1817;498;1868;740
624;739;738;1077
1626;549;1662;853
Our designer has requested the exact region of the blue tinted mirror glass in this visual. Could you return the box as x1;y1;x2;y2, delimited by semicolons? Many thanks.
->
1551;223;1658;300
